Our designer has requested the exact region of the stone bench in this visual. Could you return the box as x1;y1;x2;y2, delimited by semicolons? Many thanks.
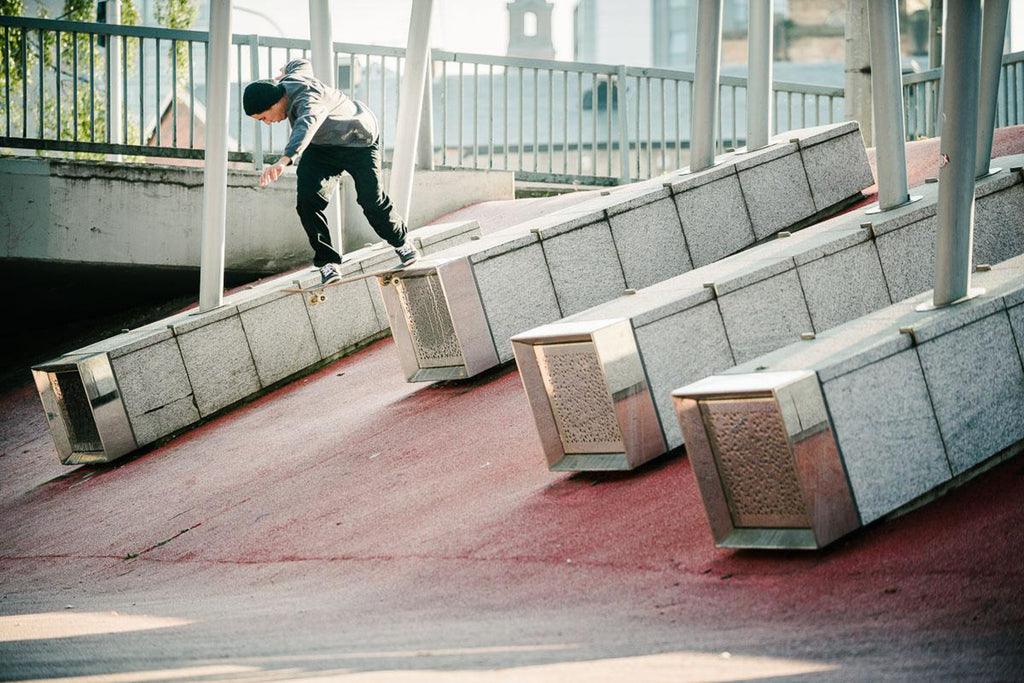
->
510;159;1024;471
380;122;874;383
671;254;1024;550
31;219;481;465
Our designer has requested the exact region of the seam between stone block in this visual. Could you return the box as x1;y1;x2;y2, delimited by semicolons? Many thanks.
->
668;189;697;269
864;234;897;308
814;372;864;527
629;320;669;448
466;261;502;366
535;237;565;320
791;262;820;334
710;295;739;367
233;312;266;390
106;352;141;449
1007;305;1024;372
602;212;632;290
795;138;820;211
912;345;955;477
300;292;329;361
732;169;759;245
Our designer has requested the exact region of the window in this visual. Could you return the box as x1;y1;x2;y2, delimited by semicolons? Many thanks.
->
524;11;538;37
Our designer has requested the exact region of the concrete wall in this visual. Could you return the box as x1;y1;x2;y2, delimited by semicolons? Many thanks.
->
0;157;513;273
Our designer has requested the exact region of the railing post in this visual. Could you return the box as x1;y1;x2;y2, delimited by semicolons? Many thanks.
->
975;0;1010;178
928;0;983;310
247;34;263;172
690;0;723;172
616;65;630;183
928;0;944;69
389;0;434;221
308;0;344;257
867;0;916;212
199;0;233;313
746;0;772;151
417;54;435;170
107;0;122;157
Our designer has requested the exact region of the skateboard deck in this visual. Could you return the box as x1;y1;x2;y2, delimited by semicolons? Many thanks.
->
281;267;404;305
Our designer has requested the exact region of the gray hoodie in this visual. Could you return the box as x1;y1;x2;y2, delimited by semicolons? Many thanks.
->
280;58;379;159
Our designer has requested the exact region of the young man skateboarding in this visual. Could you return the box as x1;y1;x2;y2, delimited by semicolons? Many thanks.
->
243;58;418;286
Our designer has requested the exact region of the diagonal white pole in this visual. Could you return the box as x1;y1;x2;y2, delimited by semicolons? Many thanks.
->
389;0;435;221
930;0;983;309
690;0;723;173
867;0;913;212
746;0;773;151
975;0;1010;178
199;0;232;312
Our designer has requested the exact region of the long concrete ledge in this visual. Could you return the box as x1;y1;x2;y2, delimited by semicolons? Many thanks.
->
380;122;874;383
510;158;1024;471
671;254;1024;550
31;219;481;465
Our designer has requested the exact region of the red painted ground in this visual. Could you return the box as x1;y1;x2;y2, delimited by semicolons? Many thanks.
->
1;130;1023;681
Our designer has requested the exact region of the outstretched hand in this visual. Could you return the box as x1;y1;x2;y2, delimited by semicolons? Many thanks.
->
259;156;291;187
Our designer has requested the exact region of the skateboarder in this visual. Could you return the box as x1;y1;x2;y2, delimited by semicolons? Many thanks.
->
243;58;418;286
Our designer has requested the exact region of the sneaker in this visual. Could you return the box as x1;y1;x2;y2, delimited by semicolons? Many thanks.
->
319;263;341;286
395;242;419;268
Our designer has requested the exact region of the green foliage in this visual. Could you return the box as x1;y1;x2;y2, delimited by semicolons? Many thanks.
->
156;0;198;85
156;0;198;30
121;0;140;27
0;0;24;18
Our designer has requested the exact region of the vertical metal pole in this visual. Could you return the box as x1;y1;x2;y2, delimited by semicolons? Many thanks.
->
868;0;913;212
928;0;943;69
617;64;629;183
747;0;772;151
308;0;344;256
930;0;983;309
417;56;434;169
844;0;873;145
975;0;1010;178
247;36;263;170
199;0;232;313
690;0;722;172
108;0;122;154
389;0;434;222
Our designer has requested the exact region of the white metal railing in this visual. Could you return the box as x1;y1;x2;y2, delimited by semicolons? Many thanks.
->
2;16;1023;185
902;50;1024;140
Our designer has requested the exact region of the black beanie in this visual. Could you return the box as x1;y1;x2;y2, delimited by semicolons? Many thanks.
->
243;80;285;115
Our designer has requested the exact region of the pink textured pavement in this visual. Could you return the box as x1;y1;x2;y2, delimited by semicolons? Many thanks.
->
1;129;1023;681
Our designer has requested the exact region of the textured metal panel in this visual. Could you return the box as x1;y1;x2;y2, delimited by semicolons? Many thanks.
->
49;370;103;454
536;342;625;454
702;398;811;529
395;273;464;369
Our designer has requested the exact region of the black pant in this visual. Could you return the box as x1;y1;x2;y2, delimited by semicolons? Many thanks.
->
295;140;407;267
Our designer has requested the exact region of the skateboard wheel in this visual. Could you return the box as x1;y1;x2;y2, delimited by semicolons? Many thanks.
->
318;294;327;303
309;295;318;305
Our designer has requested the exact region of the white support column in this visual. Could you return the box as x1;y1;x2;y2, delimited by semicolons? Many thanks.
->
389;0;435;221
867;0;917;213
746;0;773;151
417;59;435;170
928;0;983;310
309;0;345;257
199;0;233;312
975;0;1010;178
690;0;723;172
844;0;873;145
108;0;122;157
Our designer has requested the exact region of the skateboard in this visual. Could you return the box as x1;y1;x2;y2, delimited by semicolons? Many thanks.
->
282;267;404;305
